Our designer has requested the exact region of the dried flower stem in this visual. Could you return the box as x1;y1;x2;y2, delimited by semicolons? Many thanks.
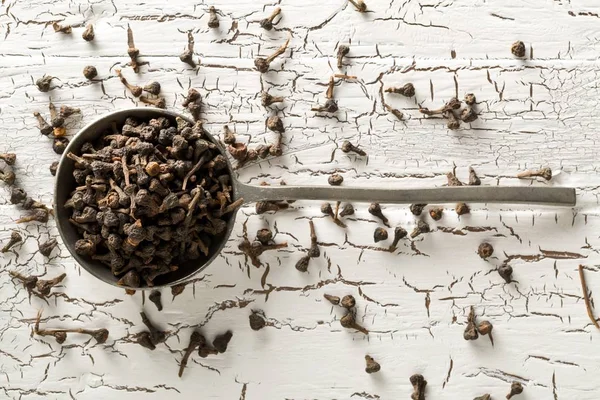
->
579;265;600;329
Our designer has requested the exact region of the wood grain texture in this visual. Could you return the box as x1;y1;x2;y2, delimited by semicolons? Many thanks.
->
1;0;599;398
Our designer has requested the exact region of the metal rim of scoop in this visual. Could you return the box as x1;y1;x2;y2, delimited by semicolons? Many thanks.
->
54;108;241;290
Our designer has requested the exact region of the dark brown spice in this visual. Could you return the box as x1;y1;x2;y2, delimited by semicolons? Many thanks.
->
463;306;478;341
39;238;58;257
59;105;80;119
82;24;94;41
36;76;55;92
179;32;197;67
143;81;161;95
339;203;354;217
172;283;186;299
254;35;291;73
410;204;427;216
259;7;281;30
385;83;415;97
506;382;523;399
256;228;273;245
212;330;233;353
389;226;407;251
116;69;142;97
320;202;346;228
0;153;16;166
50;161;59;176
368;203;390;227
410;374;427;400
478;242;494;259
140;95;166;109
410;220;430;239
328;173;343;186
308;220;320;258
178;331;204;377
337;45;350;69
468;166;481;185
455;202;470;215
365;355;380;374
34;112;53;136
340;313;369;334
477;320;494;346
182;88;202;121
460;107;478;123
341;295;356;309
511;41;526;58
428;207;443;221
2;231;22;253
149;290;163;311
341;141;366;156
52;22;72;34
0;169;16;185
83;65;98;80
249;311;267;331
323;294;340;305
373;227;388;243
208;6;219;28
126;25;143;72
464;93;476;106
261;92;285;107
498;263;513;283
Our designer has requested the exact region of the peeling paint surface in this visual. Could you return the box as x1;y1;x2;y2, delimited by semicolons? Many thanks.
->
1;0;600;398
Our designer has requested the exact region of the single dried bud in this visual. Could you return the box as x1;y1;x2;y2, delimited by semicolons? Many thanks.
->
340;313;369;334
259;7;281;30
0;169;16;185
249;311;266;331
180;32;196;67
0;153;16;166
410;374;427;400
254;35;290;73
339;203;354;217
53;22;72;33
92;328;109;344
323;294;340;305
2;231;22;253
139;95;166;109
336;45;350;69
341;140;366;156
445;110;461;130
295;254;310;272
477;320;494;346
39;238;58;257
208;6;219;28
368;203;389;227
212;330;233;353
468;166;481;186
348;0;367;12
82;24;94;41
59;105;80;119
328;173;343;186
410;204;426;216
373;227;388;243
54;331;68;344
477;242;494;259
389;226;407;251
461;107;478;123
36;76;55;92
256;228;273;245
115;69;142;97
511;41;526;58
266;116;284;133
516;167;552;181
428;207;443;221
410;220;430;239
49;161;59;176
456;202;470;215
149;290;163;311
117;270;141;288
506;382;523;399
34;112;53;136
143;81;161;95
261;92;285;107
364;355;380;374
464;93;476;106
385;83;415;97
341;295;356;309
463;306;478;341
498;264;513;283
222;125;236;144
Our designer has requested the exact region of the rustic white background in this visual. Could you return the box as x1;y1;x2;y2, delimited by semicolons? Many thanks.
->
1;0;600;398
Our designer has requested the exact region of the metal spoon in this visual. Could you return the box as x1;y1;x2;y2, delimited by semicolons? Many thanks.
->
54;109;576;289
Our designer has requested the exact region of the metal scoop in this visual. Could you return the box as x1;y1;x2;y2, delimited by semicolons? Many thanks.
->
54;109;576;289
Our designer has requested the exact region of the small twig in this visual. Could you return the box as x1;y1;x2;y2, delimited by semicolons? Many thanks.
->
579;265;600;329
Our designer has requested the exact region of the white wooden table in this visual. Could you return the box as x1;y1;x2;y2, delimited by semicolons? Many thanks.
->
1;0;599;398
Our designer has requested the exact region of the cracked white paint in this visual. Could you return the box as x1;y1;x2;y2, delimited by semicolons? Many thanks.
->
1;0;600;398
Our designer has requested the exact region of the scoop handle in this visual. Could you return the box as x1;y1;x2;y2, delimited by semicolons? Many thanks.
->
235;183;576;207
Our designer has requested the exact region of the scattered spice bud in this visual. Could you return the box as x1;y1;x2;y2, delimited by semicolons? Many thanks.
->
33;112;53;136
222;125;236;145
464;93;476;106
116;69;142;97
0;169;16;185
511;41;526;58
295;254;310;272
341;295;356;309
136;331;156;350
149;290;163;311
2;231;22;253
478;242;494;259
256;228;273;245
266;116;284;133
474;395;491;400
117;270;141;288
126;24;143;72
50;161;59;176
477;320;494;346
428;207;443;221
389;226;407;251
348;0;367;12
410;374;427;400
498;264;513;283
52;22;72;34
385;104;404;120
340;313;369;334
39;238;58;257
385;83;415;97
36;273;66;296
460;107;478;123
410;203;427;216
468;166;481;186
178;331;204;377
208;6;219;28
36;76;55;92
59;105;80;119
198;342;218;358
82;24;94;41
368;203;390;227
339;203;354;217
456;202;470;215
48;101;64;128
373;227;388;243
320;202;346;227
182;88;202;121
16;208;49;224
311;98;338;113
255;200;288;215
463;305;478;341
308;220;320;257
336;45;350;69
213;330;233;353
254;34;291;73
140;311;166;346
180;32;197;67
261;92;284;107
410;220;430;239
34;310;108;344
0;153;16;166
506;382;523;399
239;238;288;267
419;97;461;116
365;355;380;374
341;140;366;156
9;271;38;299
52;137;69;154
259;7;281;30
140;95;166;109
172;283;186;299
323;294;340;305
249;311;267;331
516;167;552;181
445;110;460;130
143;81;161;95
83;65;98;80
328;173;343;186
